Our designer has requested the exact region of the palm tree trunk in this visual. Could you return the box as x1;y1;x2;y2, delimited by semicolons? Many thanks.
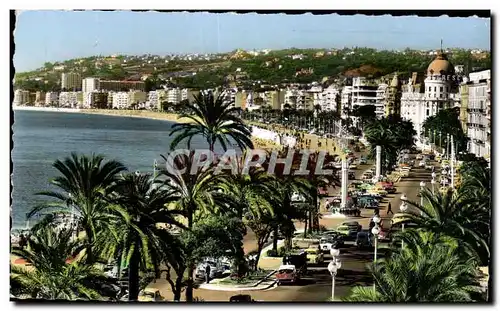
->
173;271;184;302
84;227;94;265
303;213;308;238
313;191;320;231
128;246;140;301
272;226;278;252
185;209;194;302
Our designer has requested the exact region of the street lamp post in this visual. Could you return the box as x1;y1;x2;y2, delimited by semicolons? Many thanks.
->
419;181;426;216
446;133;450;159
399;202;408;249
328;248;341;301
371;215;381;291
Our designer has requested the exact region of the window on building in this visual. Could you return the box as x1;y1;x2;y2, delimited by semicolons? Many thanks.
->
434;87;436;92
426;102;429;108
440;86;443;92
426;110;430;116
429;87;431;92
440;93;443;98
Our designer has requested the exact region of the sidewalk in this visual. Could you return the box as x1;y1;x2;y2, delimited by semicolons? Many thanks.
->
197;279;277;291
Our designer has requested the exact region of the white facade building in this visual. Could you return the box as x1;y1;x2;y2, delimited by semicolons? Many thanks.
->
82;78;100;93
45;92;59;106
14;90;30;106
147;91;159;109
166;88;181;104
59;92;80;108
112;92;130;109
466;70;490;159
400;51;461;138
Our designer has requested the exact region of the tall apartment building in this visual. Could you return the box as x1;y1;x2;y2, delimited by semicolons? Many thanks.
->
266;90;285;110
82;78;100;93
99;80;145;92
400;50;461;138
384;74;402;117
459;82;469;132
13;90;30;106
165;88;181;105
112;92;129;109
340;86;353;118
84;92;108;109
465;70;490;159
61;72;82;90
45;92;59;106
35;91;46;106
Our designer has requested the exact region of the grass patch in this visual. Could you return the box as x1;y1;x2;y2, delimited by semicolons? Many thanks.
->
218;270;272;285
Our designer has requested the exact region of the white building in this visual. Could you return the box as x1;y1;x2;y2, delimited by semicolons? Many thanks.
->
466;70;491;159
61;72;82;90
112;92;130;109
321;85;340;111
401;51;461;138
166;88;181;104
59;92;80;108
13;89;30;106
341;86;352;117
375;84;388;118
147;91;159;109
45;92;59;106
82;77;100;93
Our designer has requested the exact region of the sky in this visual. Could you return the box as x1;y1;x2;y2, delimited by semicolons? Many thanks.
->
13;11;490;72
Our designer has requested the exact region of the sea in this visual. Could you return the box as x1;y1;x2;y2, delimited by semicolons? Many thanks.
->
11;110;214;228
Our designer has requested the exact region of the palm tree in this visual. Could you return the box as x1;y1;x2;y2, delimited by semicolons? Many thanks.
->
100;173;185;301
27;153;127;264
11;227;115;301
261;150;313;251
397;188;489;265
169;90;254;152
344;231;483;302
159;152;225;302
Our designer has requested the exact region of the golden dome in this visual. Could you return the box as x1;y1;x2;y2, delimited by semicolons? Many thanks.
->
427;51;455;76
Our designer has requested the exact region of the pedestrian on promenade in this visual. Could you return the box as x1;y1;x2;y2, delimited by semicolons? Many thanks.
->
205;264;211;284
387;202;393;215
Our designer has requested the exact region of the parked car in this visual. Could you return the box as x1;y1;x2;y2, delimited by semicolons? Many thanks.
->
195;260;224;280
337;225;358;239
357;196;379;209
359;156;367;164
230;294;255;302
305;248;324;264
348;171;356;179
349;163;358;170
355;232;372;249
341;221;362;231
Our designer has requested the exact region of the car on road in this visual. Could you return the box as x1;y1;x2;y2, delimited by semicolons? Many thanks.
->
349;163;358;170
348;171;356;179
355;232;372;249
305;248;324;264
416;154;424;160
319;235;344;252
341;221;362;231
359;156;367;164
357;196;379;209
276;265;300;285
334;162;342;169
425;163;434;170
419;161;426;168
